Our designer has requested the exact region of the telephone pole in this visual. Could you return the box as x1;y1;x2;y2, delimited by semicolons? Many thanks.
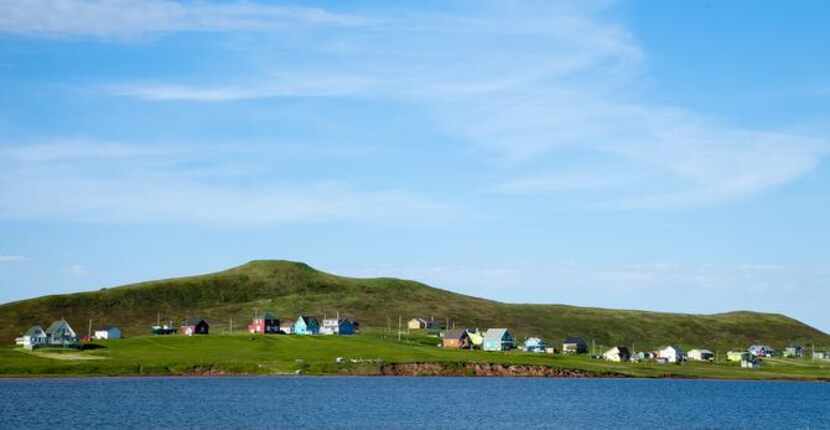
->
398;315;402;341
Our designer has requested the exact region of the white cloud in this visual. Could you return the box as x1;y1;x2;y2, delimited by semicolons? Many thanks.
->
0;256;26;263
0;0;370;38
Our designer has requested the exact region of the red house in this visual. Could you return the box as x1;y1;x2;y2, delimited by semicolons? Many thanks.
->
248;312;280;334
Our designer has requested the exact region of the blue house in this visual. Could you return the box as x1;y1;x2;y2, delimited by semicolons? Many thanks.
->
337;320;355;335
523;337;546;353
483;328;515;352
293;316;320;335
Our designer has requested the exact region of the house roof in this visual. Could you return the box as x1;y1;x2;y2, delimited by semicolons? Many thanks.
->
444;329;469;340
280;319;295;326
261;312;277;320
45;319;73;335
98;325;120;331
25;325;45;337
689;349;713;354
524;337;544;346
563;336;587;345
298;315;319;324
183;319;208;326
484;328;509;341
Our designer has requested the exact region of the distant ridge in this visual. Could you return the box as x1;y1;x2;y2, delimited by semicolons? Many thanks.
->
1;260;828;350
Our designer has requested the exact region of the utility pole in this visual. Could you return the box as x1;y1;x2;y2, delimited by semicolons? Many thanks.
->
229;317;233;335
88;319;92;340
592;339;596;356
157;312;161;327
398;315;402;342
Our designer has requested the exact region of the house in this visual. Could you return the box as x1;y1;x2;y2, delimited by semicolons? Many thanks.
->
321;319;356;335
741;357;762;369
408;318;428;330
631;351;655;362
783;345;803;359
748;344;775;358
727;351;750;362
180;319;209;336
657;345;685;363
523;337;546;353
602;346;631;362
279;320;295;335
94;326;122;340
483;328;515;352
467;330;483;349
813;351;830;361
442;329;471;349
248;312;280;334
151;324;177;335
293;316;320;335
562;336;588;354
45;319;80;348
15;325;47;350
687;349;714;362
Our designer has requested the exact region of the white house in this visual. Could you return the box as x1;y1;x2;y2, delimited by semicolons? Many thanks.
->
94;326;122;340
657;345;685;363
602;346;631;362
320;318;340;335
687;349;714;362
15;325;47;350
45;319;79;348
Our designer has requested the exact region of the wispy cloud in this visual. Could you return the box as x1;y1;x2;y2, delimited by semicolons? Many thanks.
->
0;256;26;263
90;2;829;208
0;141;453;226
0;0;370;39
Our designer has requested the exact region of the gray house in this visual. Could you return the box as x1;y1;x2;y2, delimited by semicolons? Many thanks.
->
45;319;80;348
15;325;47;350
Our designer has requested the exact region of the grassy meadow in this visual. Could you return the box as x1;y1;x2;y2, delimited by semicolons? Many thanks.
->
2;331;829;381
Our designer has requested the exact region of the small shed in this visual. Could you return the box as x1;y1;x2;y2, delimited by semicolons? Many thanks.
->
293;316;320;335
180;319;209;336
562;336;588;354
248;312;280;335
15;325;47;350
741;358;762;369
94;326;122;340
483;328;515;352
687;349;714;362
523;337;546;353
602;346;631;362
442;329;471;349
727;351;750;362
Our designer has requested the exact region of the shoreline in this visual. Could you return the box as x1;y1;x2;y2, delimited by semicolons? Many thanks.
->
1;361;828;383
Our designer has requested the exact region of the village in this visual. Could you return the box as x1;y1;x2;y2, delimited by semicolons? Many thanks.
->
14;313;830;371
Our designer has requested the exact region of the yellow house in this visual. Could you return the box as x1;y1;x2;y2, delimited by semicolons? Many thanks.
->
407;318;427;330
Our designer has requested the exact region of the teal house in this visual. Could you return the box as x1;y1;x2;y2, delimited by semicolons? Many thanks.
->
483;328;515;352
293;315;320;335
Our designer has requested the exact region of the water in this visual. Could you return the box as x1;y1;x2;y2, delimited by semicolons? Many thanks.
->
1;377;829;429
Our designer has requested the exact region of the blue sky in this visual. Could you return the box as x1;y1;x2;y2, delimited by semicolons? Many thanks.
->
1;1;829;331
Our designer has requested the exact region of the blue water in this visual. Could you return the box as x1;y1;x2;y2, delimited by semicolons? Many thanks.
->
1;377;829;429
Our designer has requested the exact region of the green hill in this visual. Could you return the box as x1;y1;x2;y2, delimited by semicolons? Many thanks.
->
1;260;828;351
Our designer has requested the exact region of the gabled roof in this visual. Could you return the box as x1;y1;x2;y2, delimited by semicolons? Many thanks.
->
280;319;295;326
524;337;544;346
45;319;75;336
25;325;45;337
298;315;319;325
98;325;120;331
261;312;277;320
444;329;469;340
563;336;587;344
183;319;208;326
484;328;510;341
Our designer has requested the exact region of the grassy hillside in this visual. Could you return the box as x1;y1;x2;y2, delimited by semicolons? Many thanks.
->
2;333;829;381
1;260;828;352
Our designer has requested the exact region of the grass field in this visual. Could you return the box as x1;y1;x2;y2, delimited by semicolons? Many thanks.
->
2;331;829;381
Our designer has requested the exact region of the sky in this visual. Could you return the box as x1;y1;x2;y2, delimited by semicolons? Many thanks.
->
1;1;829;331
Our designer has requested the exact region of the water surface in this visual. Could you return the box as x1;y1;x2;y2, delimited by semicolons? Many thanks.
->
1;377;829;429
